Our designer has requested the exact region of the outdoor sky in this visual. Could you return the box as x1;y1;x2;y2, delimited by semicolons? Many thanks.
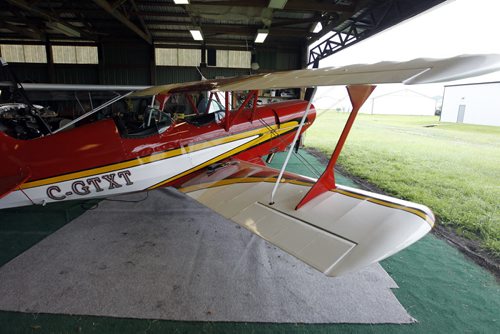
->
311;0;500;108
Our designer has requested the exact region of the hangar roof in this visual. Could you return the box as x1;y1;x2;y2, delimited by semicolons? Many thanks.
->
0;0;447;58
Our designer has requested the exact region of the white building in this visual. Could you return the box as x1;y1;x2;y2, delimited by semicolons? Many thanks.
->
314;86;438;115
441;82;500;126
360;89;437;115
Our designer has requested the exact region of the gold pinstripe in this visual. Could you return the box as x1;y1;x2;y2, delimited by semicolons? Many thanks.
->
148;124;300;189
333;188;435;227
179;177;434;227
179;177;314;193
20;121;299;190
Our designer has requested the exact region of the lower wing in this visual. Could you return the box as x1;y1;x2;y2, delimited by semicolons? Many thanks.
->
176;159;433;277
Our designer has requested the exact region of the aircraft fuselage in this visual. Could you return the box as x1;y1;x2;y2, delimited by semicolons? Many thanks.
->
0;100;316;209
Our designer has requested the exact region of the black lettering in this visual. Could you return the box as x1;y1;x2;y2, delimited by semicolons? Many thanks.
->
47;186;66;200
87;177;104;192
72;181;91;195
117;170;133;185
102;173;122;189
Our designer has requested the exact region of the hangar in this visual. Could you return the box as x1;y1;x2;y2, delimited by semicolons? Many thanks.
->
441;82;500;126
360;88;437;115
1;0;498;332
0;0;447;86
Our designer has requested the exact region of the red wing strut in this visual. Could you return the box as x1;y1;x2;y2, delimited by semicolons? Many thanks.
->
296;85;376;209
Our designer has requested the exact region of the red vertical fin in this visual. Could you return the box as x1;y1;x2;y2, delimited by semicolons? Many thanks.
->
295;84;376;210
214;92;221;103
206;92;214;113
227;90;257;129
186;94;199;115
224;91;230;131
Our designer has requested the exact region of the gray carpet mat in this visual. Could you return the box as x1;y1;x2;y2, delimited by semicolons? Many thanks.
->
0;188;414;323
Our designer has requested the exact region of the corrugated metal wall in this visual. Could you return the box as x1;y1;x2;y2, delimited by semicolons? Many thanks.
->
0;64;49;83
156;66;251;84
1;43;301;85
100;44;151;85
54;65;99;84
257;50;300;71
156;66;199;84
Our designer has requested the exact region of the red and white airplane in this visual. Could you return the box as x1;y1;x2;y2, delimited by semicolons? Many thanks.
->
1;54;499;276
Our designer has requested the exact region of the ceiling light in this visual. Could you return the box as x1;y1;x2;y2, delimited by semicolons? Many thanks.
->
311;22;322;33
189;27;203;41
268;0;287;9
255;29;269;43
46;22;80;38
173;0;190;4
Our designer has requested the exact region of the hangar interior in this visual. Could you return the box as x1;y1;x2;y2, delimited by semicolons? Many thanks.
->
6;0;499;332
0;0;446;86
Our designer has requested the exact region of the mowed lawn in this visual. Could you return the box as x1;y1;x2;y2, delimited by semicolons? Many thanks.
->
304;112;500;256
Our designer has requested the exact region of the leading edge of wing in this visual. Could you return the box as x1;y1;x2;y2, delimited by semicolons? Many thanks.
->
0;82;150;92
175;159;434;277
132;54;500;97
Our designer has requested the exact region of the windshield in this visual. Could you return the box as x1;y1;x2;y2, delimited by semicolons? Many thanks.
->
208;99;225;114
145;106;172;134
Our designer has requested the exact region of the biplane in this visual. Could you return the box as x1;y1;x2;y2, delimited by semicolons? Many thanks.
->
1;54;499;276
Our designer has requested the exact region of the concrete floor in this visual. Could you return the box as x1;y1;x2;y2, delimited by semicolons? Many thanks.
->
0;151;498;333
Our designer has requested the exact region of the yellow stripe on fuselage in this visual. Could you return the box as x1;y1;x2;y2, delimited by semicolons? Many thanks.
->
148;123;300;189
21;121;299;190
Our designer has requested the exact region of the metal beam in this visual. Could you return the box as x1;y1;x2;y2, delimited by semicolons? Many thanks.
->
305;0;363;44
142;18;309;39
130;0;152;40
271;15;323;27
0;21;44;40
151;25;308;37
188;0;268;6
143;19;202;25
112;0;129;9
92;0;152;44
154;37;300;50
307;0;447;65
136;11;190;19
306;16;343;45
178;0;353;12
284;0;354;12
5;0;93;40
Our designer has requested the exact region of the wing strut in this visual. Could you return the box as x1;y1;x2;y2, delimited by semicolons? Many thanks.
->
269;87;317;205
53;91;133;134
296;84;376;210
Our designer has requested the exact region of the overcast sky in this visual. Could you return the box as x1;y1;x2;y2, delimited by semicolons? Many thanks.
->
311;0;500;108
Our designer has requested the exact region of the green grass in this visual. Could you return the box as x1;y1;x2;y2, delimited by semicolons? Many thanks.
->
304;112;500;256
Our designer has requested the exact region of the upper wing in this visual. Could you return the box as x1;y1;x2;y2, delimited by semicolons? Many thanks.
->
133;54;500;97
175;159;434;277
0;82;150;92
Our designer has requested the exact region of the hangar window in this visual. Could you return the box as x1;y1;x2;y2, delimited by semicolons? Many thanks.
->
155;48;201;67
216;50;251;68
52;45;98;64
0;44;47;63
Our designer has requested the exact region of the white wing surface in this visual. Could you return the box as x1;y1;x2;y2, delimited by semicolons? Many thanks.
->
177;160;434;277
133;54;500;96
